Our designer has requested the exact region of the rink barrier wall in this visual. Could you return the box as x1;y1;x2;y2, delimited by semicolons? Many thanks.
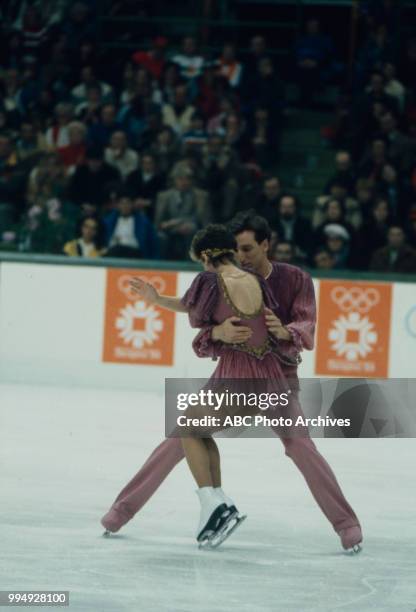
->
0;255;415;389
1;252;416;283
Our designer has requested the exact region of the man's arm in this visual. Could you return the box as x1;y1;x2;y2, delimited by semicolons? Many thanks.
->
264;268;315;351
192;318;253;360
282;269;316;351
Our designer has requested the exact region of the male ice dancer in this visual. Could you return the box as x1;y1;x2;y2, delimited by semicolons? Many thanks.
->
101;212;363;553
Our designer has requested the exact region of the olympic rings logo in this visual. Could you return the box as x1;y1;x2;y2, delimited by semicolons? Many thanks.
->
117;274;167;301
330;286;380;313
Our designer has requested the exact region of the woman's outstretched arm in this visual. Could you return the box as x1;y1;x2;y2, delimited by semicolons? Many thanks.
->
130;277;188;313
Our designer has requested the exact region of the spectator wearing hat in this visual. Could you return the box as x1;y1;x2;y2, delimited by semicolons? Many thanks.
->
370;225;416;273
314;183;362;230
103;190;159;259
154;166;211;259
323;223;352;269
313;198;356;249
69;145;121;211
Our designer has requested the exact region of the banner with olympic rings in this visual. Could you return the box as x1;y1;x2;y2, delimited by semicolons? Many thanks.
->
315;280;392;377
102;268;177;366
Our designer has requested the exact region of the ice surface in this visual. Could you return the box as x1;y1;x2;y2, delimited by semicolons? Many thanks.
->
0;383;415;612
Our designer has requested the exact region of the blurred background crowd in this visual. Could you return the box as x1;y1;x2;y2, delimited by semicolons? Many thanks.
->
1;0;416;272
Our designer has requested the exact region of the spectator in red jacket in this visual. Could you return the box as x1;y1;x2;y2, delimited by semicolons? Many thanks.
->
132;37;168;81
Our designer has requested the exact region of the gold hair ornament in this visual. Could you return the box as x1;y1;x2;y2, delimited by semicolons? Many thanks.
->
201;248;235;258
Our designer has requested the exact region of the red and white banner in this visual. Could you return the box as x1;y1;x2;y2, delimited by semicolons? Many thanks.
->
102;269;177;366
315;280;392;378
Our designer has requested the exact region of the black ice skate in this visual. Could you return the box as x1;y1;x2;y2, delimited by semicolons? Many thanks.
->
208;505;247;549
197;503;228;549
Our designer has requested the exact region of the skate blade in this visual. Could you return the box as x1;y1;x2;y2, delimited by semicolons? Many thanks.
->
209;514;247;549
102;530;112;537
345;543;362;555
198;532;215;550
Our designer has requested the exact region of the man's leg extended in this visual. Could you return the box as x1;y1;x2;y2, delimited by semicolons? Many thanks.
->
101;438;185;532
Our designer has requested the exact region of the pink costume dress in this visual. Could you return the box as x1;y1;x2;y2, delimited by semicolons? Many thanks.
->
181;269;288;386
177;269;290;430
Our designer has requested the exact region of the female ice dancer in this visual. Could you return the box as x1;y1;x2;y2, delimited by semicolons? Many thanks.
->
133;224;291;547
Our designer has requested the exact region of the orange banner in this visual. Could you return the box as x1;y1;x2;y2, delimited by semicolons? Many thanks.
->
102;269;177;366
315;280;392;377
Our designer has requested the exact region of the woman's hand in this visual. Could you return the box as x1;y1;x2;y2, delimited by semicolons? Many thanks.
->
130;277;159;304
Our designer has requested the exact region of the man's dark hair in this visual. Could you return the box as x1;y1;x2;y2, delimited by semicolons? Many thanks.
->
227;210;271;243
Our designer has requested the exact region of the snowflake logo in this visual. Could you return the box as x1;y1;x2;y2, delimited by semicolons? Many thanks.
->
328;312;377;361
116;300;163;348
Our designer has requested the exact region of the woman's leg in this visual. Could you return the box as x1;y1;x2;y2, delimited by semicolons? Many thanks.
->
181;437;213;487
182;435;227;541
205;437;221;487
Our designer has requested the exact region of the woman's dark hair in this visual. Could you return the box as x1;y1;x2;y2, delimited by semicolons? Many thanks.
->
77;215;105;247
227;210;271;243
190;224;237;266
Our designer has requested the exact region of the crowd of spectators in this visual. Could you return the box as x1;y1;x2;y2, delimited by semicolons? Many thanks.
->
316;2;416;273
0;0;415;273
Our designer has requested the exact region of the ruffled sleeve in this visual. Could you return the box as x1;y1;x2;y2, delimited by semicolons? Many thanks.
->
283;269;316;352
180;271;219;328
257;271;301;366
191;326;225;360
